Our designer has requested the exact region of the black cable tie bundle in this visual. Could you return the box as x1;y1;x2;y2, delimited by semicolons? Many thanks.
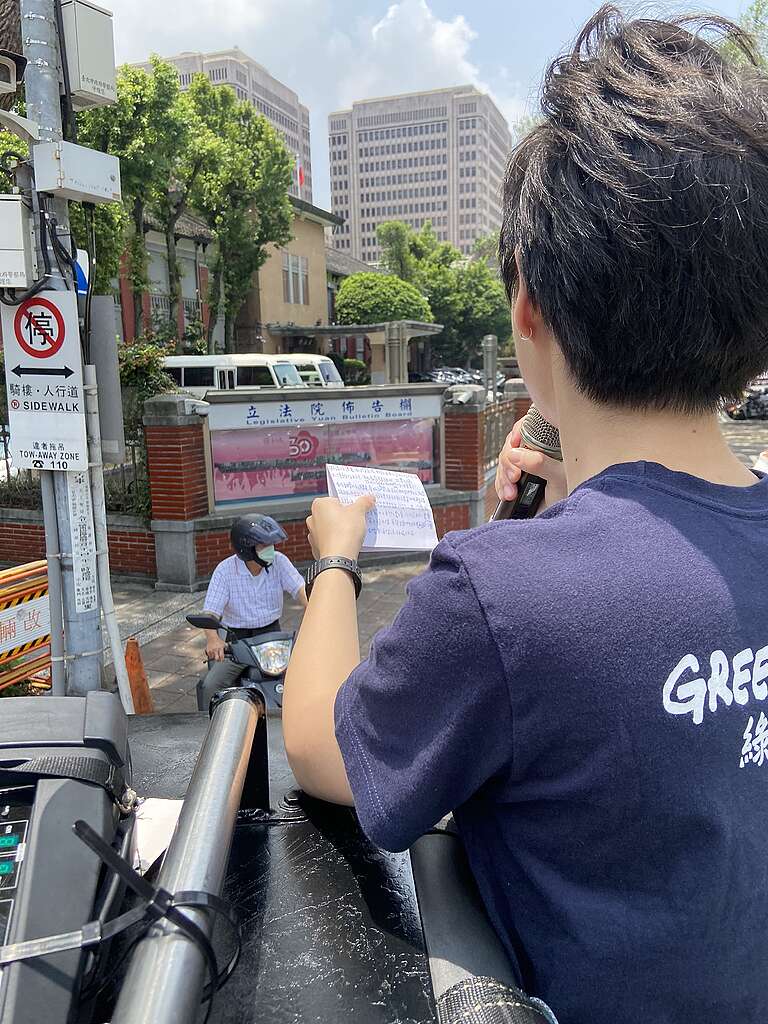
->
0;820;241;1024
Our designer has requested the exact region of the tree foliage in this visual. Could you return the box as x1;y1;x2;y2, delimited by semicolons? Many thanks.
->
472;231;501;269
193;99;292;352
722;0;768;66
74;58;294;353
78;59;184;329
335;273;433;325
376;221;417;282
376;220;511;365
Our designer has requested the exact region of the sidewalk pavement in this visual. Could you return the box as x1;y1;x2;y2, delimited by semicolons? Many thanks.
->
113;560;427;714
111;420;768;714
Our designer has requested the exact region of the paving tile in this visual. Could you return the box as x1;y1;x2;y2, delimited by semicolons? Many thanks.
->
147;691;186;713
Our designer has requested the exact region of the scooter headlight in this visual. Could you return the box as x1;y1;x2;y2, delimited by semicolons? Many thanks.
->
254;639;292;677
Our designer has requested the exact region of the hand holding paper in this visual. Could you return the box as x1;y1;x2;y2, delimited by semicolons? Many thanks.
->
326;464;439;552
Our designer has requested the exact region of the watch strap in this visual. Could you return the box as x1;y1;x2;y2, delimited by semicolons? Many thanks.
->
306;556;362;600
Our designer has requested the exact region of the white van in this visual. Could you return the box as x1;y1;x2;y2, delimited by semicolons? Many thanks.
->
282;354;344;388
162;355;306;397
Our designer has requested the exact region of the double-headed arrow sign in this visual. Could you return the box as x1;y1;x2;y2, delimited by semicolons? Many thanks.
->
12;365;75;379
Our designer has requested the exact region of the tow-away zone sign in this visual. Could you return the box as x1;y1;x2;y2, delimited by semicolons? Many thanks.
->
1;290;88;471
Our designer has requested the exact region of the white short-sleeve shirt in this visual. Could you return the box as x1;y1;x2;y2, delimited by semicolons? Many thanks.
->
203;553;304;628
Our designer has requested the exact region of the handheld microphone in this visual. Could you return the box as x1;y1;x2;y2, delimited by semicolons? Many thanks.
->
491;407;562;521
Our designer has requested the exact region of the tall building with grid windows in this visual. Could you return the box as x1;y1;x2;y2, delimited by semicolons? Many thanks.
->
328;86;511;262
134;48;313;203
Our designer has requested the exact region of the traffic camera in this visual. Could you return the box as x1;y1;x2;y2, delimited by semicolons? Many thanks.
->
0;50;27;97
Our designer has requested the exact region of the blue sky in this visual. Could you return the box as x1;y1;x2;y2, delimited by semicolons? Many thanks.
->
110;0;750;208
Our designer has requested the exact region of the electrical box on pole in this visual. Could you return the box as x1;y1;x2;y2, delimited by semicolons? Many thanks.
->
0;195;39;288
33;140;122;204
59;0;117;108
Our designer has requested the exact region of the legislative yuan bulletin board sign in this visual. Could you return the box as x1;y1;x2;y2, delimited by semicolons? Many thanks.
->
208;393;442;507
1;290;88;471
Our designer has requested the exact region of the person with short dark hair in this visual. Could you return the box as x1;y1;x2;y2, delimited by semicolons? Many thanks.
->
283;8;768;1022
196;514;306;710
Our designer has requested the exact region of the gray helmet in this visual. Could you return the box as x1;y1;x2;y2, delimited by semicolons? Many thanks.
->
230;515;287;564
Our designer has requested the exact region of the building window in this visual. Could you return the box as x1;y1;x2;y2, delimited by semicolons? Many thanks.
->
282;252;311;305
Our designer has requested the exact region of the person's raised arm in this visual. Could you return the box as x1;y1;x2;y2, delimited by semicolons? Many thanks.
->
283;496;374;804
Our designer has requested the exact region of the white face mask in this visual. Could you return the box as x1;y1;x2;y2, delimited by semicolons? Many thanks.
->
258;546;276;566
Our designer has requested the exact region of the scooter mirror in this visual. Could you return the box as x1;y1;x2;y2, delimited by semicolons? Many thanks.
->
186;614;223;631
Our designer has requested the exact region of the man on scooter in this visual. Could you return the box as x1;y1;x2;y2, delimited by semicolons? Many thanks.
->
197;514;307;710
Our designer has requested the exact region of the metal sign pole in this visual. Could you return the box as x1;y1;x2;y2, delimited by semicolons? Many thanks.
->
20;0;102;693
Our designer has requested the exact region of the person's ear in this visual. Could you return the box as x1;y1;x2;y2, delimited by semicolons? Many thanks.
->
513;250;538;341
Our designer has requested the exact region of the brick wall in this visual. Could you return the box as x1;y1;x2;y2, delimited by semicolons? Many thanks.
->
444;412;484;491
434;503;471;536
108;528;156;577
145;423;209;521
0;522;45;565
0;520;156;577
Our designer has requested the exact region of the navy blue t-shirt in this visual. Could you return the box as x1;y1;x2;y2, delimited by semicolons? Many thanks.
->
335;462;768;1024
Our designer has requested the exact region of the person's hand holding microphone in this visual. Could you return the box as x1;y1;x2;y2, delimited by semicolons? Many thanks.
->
494;407;568;519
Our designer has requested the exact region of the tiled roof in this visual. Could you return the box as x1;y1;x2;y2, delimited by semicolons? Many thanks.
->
325;247;384;279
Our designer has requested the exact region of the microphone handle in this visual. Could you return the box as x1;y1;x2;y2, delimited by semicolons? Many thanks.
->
491;472;548;521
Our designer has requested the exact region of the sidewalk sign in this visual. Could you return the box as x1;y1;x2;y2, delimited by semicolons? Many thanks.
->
1;290;88;471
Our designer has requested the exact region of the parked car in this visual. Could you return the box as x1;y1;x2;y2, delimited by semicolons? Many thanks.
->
282;354;345;388
162;354;307;397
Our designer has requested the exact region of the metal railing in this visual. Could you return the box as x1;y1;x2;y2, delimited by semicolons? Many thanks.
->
183;298;201;324
149;293;171;317
1;425;149;518
103;439;150;517
0;424;39;508
483;399;518;474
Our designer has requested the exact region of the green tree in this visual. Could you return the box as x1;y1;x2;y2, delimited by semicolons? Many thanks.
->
376;221;417;282
193;99;292;352
335;273;433;325
78;59;183;331
721;0;768;65
152;74;227;343
472;231;501;270
374;220;512;365
68;202;127;295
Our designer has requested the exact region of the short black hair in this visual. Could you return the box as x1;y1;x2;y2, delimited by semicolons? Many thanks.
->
499;5;768;412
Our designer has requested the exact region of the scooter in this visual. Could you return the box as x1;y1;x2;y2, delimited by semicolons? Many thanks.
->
186;613;294;713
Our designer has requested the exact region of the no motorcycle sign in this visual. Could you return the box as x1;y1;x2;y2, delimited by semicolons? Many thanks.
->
1;290;88;471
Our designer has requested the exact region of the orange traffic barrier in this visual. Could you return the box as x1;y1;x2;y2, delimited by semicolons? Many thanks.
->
0;561;51;693
125;637;154;715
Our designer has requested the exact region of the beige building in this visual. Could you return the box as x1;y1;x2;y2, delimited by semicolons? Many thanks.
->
235;198;341;353
234;199;441;381
329;85;512;261
134;48;313;203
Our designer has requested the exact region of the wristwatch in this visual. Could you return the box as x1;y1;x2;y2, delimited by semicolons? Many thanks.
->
305;556;363;600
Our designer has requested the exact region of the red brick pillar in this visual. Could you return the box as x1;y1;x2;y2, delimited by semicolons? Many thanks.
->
444;387;487;492
504;378;532;423
143;395;211;589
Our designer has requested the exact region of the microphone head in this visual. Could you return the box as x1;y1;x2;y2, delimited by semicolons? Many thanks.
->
519;406;562;460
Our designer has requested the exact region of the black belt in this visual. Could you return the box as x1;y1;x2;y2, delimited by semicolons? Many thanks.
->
228;621;280;640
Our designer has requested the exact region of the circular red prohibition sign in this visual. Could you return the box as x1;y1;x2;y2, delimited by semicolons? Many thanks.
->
13;297;66;359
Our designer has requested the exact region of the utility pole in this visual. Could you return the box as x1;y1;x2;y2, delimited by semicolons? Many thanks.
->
20;0;102;693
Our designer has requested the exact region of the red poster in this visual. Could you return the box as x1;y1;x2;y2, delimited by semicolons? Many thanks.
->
211;419;437;505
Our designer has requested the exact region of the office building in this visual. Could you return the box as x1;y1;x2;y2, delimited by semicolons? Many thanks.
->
328;85;512;261
135;48;313;202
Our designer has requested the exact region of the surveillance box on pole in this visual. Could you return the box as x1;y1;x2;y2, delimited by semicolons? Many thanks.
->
33;140;122;204
0;194;38;288
59;0;117;109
